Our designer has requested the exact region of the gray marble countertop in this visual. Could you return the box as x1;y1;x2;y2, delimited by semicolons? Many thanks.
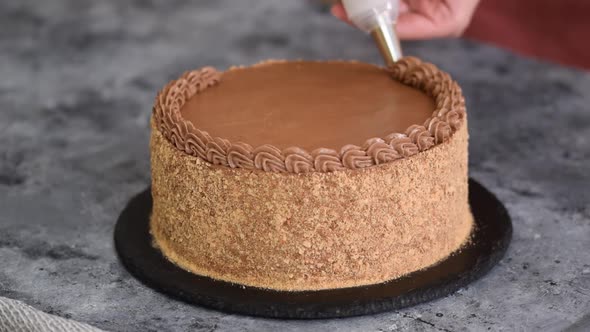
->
1;1;589;331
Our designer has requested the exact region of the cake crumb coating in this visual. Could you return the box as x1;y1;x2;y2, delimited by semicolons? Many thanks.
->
150;120;473;291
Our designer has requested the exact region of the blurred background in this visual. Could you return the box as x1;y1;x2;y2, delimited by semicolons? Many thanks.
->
465;0;590;71
322;0;590;70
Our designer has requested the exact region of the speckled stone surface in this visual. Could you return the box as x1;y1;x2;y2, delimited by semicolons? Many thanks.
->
0;1;588;331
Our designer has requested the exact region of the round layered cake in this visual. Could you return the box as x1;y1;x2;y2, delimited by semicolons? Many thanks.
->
150;57;473;291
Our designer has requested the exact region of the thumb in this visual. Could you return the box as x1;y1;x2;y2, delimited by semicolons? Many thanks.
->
396;12;456;40
331;3;354;26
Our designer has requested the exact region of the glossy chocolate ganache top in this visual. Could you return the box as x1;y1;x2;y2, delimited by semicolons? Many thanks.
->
154;58;466;173
180;61;434;151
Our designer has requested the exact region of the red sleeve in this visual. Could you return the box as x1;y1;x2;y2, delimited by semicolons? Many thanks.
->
464;0;590;70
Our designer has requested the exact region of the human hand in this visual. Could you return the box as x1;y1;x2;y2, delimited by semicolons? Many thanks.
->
331;0;480;40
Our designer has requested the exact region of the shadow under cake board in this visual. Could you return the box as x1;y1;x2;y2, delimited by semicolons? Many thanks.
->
114;178;512;319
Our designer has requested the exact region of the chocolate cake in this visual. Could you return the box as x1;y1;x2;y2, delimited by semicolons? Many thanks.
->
149;57;473;291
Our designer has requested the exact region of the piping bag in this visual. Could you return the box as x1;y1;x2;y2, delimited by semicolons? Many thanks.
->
341;0;402;66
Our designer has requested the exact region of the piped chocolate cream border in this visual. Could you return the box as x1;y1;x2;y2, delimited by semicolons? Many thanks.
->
152;57;466;174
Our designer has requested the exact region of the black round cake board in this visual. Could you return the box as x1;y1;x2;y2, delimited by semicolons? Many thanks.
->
115;178;512;319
